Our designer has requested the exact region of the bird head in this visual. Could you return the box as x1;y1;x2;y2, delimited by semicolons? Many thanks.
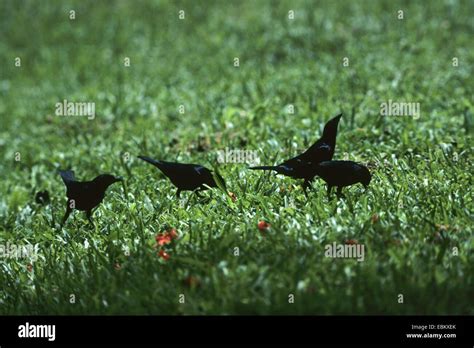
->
360;168;372;188
208;169;236;201
93;174;123;188
207;170;227;191
35;190;50;205
322;113;342;140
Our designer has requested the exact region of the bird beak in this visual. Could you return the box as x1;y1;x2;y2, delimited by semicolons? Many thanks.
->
118;177;127;196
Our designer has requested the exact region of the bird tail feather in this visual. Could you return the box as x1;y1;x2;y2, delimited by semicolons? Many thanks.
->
138;155;162;167
58;170;75;184
249;166;279;171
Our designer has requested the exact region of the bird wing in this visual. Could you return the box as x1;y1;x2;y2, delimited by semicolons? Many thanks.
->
194;166;207;176
278;163;295;173
280;155;309;170
318;143;331;153
301;141;332;161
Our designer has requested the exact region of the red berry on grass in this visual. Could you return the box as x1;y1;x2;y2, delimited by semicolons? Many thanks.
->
258;221;270;231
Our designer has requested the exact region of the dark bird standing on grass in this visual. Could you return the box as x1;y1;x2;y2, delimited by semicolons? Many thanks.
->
59;170;122;226
250;113;343;195
138;156;226;198
35;190;50;205
312;160;371;198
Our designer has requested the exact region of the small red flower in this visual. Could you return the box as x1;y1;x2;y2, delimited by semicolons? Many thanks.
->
155;233;172;246
258;220;270;231
168;228;179;240
155;228;179;246
158;250;170;261
27;263;33;272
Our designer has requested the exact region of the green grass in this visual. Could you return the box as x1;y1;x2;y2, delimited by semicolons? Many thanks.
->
0;0;473;315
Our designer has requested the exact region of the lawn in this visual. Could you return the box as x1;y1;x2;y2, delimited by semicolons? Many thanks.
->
0;0;472;315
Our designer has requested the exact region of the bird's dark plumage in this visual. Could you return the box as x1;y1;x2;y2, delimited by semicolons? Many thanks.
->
35;190;50;205
312;160;371;198
59;170;122;226
250;113;343;195
138;156;226;197
301;113;342;161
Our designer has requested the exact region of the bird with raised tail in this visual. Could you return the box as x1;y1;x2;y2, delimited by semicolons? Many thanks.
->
250;113;343;196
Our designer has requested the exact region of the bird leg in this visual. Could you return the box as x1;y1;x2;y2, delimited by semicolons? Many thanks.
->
61;204;72;227
302;180;311;198
336;186;345;199
176;188;182;198
86;210;94;227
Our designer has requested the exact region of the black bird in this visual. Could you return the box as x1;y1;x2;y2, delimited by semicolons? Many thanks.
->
35;190;50;205
250;113;342;195
312;160;371;198
138;156;226;198
59;170;122;226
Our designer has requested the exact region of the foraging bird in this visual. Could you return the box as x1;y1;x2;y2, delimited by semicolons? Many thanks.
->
35;190;50;205
250;113;343;195
59;170;122;226
138;156;226;197
312;160;371;198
